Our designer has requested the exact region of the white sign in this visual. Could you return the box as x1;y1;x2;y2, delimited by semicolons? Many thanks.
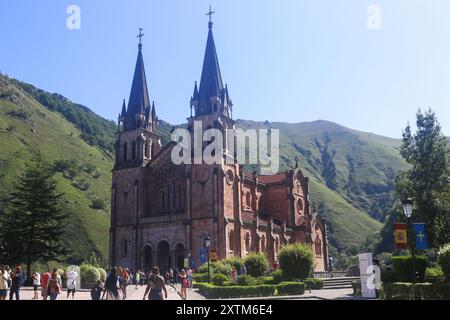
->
358;253;376;298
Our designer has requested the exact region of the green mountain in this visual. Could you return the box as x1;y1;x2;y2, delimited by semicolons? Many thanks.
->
0;73;409;264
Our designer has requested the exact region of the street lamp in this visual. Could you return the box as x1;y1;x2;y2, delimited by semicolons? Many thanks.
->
205;236;211;283
402;198;417;283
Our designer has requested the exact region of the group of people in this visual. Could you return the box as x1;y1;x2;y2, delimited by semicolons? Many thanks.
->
0;265;77;301
230;264;248;284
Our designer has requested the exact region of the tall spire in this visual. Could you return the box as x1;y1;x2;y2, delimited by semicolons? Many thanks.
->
196;6;228;117
126;28;151;130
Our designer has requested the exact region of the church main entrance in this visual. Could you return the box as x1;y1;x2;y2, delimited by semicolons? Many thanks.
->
143;245;153;272
157;241;170;274
175;243;186;271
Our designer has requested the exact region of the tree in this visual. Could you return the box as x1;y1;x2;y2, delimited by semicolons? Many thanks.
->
278;243;314;280
396;108;449;248
0;153;68;280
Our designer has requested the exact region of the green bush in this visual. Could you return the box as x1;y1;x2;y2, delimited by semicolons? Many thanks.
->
382;283;450;300
212;274;228;286
193;273;210;283
425;266;444;277
98;268;107;282
244;253;269;277
276;282;306;296
381;271;397;283
237;275;256;286
438;244;450;280
304;278;324;290
271;269;286;283
196;262;217;274
392;255;427;282
415;283;450;300
352;280;361;296
81;265;100;288
257;276;276;285
214;260;232;276
226;257;244;273
196;283;276;299
279;243;314;280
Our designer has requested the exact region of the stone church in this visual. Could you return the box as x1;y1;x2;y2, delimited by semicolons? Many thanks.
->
110;17;328;273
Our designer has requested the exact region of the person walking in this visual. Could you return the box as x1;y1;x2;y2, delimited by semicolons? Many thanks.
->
169;268;174;285
186;268;193;291
90;280;104;300
47;271;62;300
143;266;168;300
0;265;11;301
230;266;238;284
135;270;141;290
41;269;51;300
66;269;78;300
32;272;41;299
102;267;123;300
9;265;24;300
240;264;247;276
120;268;130;300
179;269;188;300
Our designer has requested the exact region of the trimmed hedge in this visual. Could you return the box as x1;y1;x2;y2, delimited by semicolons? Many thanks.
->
304;278;324;290
237;275;256;286
244;253;269;277
212;274;228;286
276;282;306;296
197;283;276;299
383;282;450;300
392;256;427;282
193;273;210;283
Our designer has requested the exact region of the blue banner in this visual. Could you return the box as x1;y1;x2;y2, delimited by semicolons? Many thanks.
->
189;256;196;268
413;223;428;250
199;248;207;264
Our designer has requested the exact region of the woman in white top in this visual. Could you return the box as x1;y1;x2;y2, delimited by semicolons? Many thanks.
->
0;265;11;301
32;272;41;299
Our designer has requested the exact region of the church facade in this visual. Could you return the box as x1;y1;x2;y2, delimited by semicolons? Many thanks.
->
110;18;329;273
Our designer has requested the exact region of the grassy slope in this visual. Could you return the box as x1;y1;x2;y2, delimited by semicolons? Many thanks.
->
0;75;111;264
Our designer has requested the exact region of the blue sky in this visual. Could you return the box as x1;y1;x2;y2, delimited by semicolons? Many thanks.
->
0;0;449;138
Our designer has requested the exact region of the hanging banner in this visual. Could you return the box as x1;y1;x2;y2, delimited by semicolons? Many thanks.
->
413;223;428;250
394;223;408;250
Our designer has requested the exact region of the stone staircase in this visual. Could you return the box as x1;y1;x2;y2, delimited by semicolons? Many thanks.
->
322;277;359;290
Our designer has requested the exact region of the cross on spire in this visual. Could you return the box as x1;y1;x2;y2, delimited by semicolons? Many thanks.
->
137;28;144;48
206;5;215;28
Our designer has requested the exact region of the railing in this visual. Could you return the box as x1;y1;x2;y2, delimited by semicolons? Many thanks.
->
313;271;349;278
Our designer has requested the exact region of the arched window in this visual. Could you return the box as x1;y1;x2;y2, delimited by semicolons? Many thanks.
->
245;233;250;254
160;190;165;211
246;192;251;207
177;183;182;209
166;185;170;210
261;235;266;252
145;140;151;159
228;230;234;252
171;180;176;210
315;235;322;257
131;140;136;160
123;143;128;162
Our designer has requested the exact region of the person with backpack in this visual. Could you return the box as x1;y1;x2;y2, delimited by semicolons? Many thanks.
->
46;271;62;300
143;266;168;300
0;265;11;301
90;280;104;300
102;267;123;300
9;265;24;300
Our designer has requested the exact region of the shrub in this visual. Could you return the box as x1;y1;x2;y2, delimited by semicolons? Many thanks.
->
276;282;306;296
304;278;324;290
438;244;450;280
352;280;361;296
80;264;100;288
237;275;256;286
425;266;444;278
271;269;286;283
90;197;106;210
214;260;232;276
244;253;269;277
98;268;107;282
382;283;450;300
225;257;244;273
381;271;396;283
193;273;210;283
392;255;427;282
196;283;276;299
212;274;228;286
279;243;314;280
382;283;415;300
257;276;276;285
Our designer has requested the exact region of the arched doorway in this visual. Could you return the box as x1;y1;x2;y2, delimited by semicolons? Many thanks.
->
157;241;170;274
175;243;185;271
143;245;153;273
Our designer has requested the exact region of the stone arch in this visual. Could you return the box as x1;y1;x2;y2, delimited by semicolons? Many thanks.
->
174;243;186;271
123;142;128;161
244;232;250;254
142;244;153;273
228;229;234;252
156;240;171;274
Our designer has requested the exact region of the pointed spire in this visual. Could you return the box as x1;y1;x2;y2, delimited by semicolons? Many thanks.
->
126;28;151;130
121;99;127;118
197;9;225;116
193;81;199;101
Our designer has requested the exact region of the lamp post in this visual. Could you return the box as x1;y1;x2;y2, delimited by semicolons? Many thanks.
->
402;198;417;284
205;235;211;283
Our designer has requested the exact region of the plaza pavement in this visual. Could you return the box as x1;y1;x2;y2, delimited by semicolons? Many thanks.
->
13;285;357;301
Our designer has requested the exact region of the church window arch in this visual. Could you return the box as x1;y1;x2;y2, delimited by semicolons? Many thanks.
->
131;140;136;160
228;230;234;252
245;233;250;254
166;184;170;210
261;235;266;252
246;192;251;208
315;235;322;257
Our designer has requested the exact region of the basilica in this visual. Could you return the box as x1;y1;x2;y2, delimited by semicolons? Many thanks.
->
109;15;328;273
